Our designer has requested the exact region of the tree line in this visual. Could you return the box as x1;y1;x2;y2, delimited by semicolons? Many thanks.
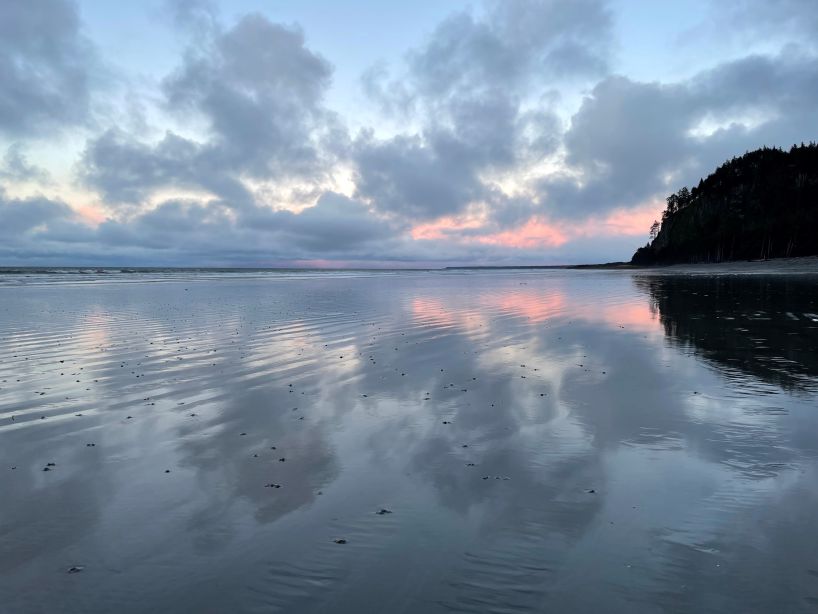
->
633;143;818;264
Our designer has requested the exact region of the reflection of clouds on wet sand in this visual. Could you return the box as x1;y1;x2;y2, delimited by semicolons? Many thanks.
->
2;271;818;612
384;273;818;610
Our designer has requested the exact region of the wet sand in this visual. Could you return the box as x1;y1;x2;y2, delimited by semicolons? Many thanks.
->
2;269;818;613
636;256;818;275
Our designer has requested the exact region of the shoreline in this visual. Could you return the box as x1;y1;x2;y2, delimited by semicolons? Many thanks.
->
447;255;818;274
602;255;818;274
1;256;817;278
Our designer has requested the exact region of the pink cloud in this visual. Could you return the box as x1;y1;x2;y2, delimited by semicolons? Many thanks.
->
410;214;485;241
570;201;664;239
408;201;665;250
74;205;106;225
476;217;569;249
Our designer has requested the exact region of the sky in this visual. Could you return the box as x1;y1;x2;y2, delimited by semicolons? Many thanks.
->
1;0;817;267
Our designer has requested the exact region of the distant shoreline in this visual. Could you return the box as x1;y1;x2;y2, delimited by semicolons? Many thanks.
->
446;255;818;273
2;255;818;276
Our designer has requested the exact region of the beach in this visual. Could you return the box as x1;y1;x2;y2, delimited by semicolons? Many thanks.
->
2;268;818;613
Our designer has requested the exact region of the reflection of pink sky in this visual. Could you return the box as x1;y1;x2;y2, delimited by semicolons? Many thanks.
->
485;289;657;331
410;297;488;333
487;290;566;322
592;300;658;332
78;311;113;351
411;286;659;333
411;297;459;327
409;202;664;250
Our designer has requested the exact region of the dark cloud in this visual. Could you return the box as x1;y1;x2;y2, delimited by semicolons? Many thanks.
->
692;50;818;119
542;50;818;218
0;0;95;137
0;190;99;263
390;0;612;109
0;144;51;184
0;190;72;238
4;0;818;266
246;192;400;253
162;14;337;178
96;199;236;252
0;187;402;265
76;0;613;258
355;1;818;231
542;77;693;217
81;13;341;208
352;131;488;220
80;129;255;207
353;102;559;223
0;184;625;266
82;130;200;204
353;0;604;222
68;7;401;264
70;192;397;264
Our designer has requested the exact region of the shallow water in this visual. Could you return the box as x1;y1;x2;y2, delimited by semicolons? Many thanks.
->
1;270;817;613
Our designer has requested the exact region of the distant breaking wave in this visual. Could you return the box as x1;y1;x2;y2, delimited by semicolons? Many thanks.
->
0;267;435;287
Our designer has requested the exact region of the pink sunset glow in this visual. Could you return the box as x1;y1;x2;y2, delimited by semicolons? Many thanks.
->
75;205;107;225
476;218;569;249
409;203;664;251
410;214;486;241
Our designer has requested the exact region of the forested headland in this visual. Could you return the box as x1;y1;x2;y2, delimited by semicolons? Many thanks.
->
632;144;818;265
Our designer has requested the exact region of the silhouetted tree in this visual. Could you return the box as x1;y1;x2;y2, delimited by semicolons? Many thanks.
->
632;143;818;264
649;220;660;240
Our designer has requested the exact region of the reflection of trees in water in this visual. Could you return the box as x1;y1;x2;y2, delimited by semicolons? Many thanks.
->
634;275;818;391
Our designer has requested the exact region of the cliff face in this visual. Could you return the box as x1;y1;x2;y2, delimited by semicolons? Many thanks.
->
632;145;818;265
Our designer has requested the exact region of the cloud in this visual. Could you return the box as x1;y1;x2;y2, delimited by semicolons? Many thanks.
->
162;14;337;178
0;189;102;263
82;130;202;204
255;192;400;254
0;144;51;184
710;0;818;42
74;0;623;261
382;0;612;111
414;0;611;94
14;191;396;265
353;1;818;236
0;0;96;137
352;131;489;220
353;0;606;223
68;7;403;264
163;0;219;38
0;191;71;237
4;0;818;266
0;182;633;266
540;49;818;219
81;12;342;208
